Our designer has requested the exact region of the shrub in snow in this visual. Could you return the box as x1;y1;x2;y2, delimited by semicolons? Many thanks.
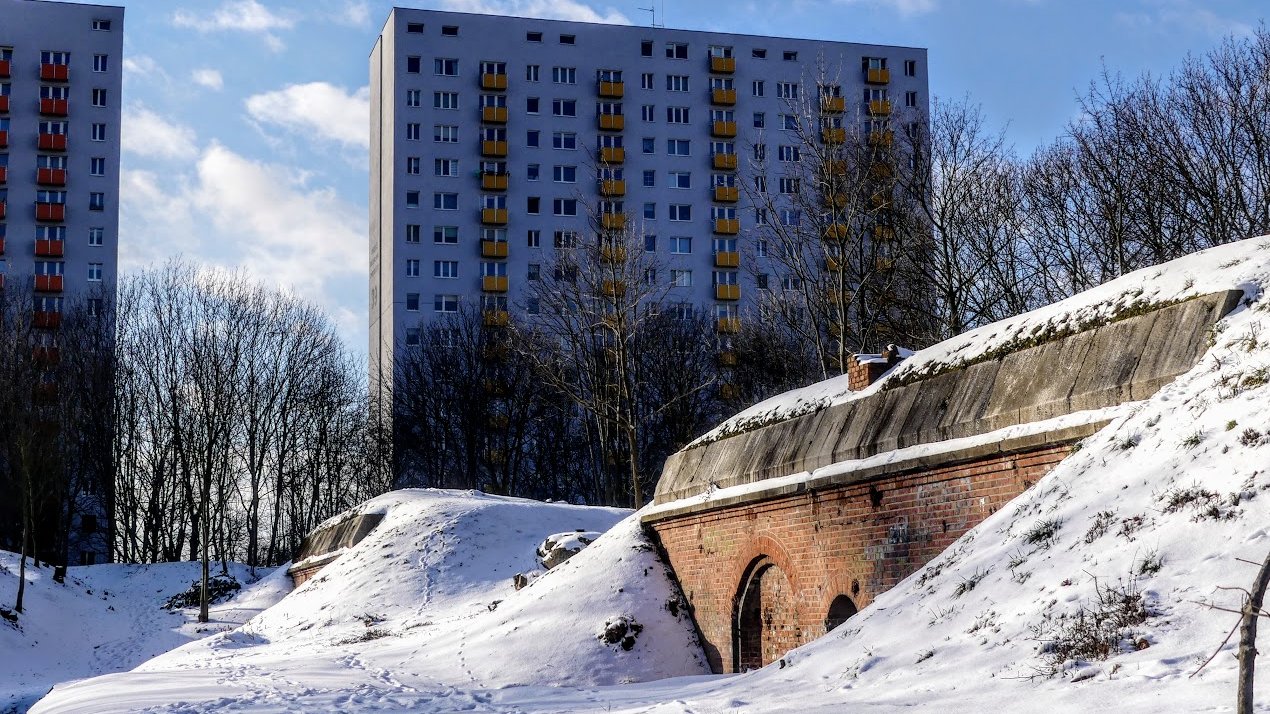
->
163;575;241;610
536;530;601;569
599;615;644;651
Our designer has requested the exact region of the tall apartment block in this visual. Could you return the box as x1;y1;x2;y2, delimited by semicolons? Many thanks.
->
0;0;124;565
369;8;928;406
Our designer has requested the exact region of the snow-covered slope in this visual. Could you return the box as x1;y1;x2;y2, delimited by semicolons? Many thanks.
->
30;238;1270;712
0;555;288;712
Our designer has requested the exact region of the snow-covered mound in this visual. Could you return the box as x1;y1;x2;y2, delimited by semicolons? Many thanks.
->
0;555;287;712
33;489;707;713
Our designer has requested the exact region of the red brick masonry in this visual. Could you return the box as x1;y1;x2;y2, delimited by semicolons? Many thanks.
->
648;443;1072;673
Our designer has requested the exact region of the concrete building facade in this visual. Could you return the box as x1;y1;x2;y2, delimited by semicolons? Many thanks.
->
0;0;124;565
369;8;929;405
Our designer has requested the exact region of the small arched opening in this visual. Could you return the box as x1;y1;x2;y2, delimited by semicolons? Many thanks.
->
733;556;795;672
824;594;858;633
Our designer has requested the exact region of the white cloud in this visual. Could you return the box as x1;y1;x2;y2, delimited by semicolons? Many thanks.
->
832;0;937;16
245;82;370;150
121;106;199;160
191;68;225;91
172;0;294;50
335;0;371;26
438;0;631;24
1114;1;1253;39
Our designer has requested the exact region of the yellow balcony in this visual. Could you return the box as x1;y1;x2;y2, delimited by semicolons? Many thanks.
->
870;192;890;209
713;185;739;202
875;257;895;271
719;383;739;400
601;213;627;231
710;56;735;73
481;240;509;258
714;218;739;234
869;130;894;148
714;251;740;268
482;275;509;292
601;280;626;298
481;173;508;190
821;96;846;113
873;225;896;241
482;73;508;90
866;67;891;84
600;146;625;164
598;80;624;98
711;88;737;105
483;310;510;327
711;120;737;138
824;223;848;241
825;255;843;272
600;245;627;263
481;106;508;123
481;140;508;157
870;162;894;180
600;179;626;197
821;128;846;144
712;153;738;171
824;159;847;176
481;208;508;225
599;114;625;131
718;350;737;366
717;317;741;334
869;99;892;116
715;284;740;301
824;193;848;209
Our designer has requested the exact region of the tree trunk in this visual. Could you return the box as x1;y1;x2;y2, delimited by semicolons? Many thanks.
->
1238;548;1270;714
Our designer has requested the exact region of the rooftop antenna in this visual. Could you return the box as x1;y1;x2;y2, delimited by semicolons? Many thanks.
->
640;3;662;27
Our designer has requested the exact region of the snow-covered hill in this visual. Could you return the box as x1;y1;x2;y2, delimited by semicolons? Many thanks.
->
26;237;1270;712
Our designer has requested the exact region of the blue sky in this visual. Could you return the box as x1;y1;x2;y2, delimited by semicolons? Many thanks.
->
97;0;1264;356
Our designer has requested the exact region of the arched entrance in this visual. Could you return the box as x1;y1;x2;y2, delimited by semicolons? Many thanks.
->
824;594;858;633
733;557;796;672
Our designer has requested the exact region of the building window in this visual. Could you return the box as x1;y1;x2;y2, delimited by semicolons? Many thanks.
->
91;123;107;141
84;262;102;282
780;209;801;226
666;106;690;124
906;91;918;107
527;130;540;147
779;176;800;193
435;294;459;312
434;192;458;210
553;199;578;216
89;192;105;211
757;274;769;289
554;230;579;248
90;157;106;176
93;54;108;72
526;96;540;113
753;112;765;128
406;259;421;277
88;227;104;246
439;158;464;176
551;98;577;117
667;139;690;156
434;260;459;278
665;42;688;59
406;123;421;140
406;90;421;107
669;205;691;221
404;224;421;243
666;75;689;92
754;176;767;192
642;170;655;187
559;34;575;45
527;229;541;247
405;293;420;311
92;89;107;107
756;239;769;257
434;124;458;142
92;18;112;30
643;202;656;220
527;196;540;214
671;269;692;286
404;156;420;174
551;66;576;84
434;226;458;244
527;263;541;280
641;104;655;122
752;80;764;97
642;137;656;154
641;40;653;57
527;31;543;42
644;234;656;252
783;51;798;61
406;22;424;33
404;191;420;208
406;56;421;73
776;82;798;99
527;163;540;180
526;64;540;81
552;131;577;149
669;171;691;189
753;144;766;161
641;72;654;90
434;92;459;109
441;25;459;36
552;165;577;182
778;145;800;162
752;48;767;59
905;59;917;76
780;114;797;130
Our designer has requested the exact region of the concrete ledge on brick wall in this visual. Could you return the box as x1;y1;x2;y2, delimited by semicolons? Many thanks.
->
652;290;1240;506
286;513;385;586
642;419;1107;523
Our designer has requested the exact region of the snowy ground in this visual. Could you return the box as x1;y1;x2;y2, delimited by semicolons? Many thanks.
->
21;237;1270;712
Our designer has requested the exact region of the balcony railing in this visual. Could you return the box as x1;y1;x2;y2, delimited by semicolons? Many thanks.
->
821;96;845;113
481;106;508;123
37;168;67;186
821;128;846;144
35;275;63;292
0;95;8;113
600;179;626;197
600;213;626;231
598;80;624;98
480;173;508;191
482;310;510;327
600;146;625;164
823;224;848;241
480;73;508;90
480;140;508;157
480;240;509;258
35;203;66;222
710;88;736;105
0;129;7;148
35;238;65;256
33;311;62;329
40;63;69;81
39;98;68;116
714;251;740;268
866;67;891;84
712;153;738;171
715;284;740;300
710;56;735;73
713;185;738;202
480;208;508;225
0;59;10;78
713;218;739;234
481;275;509;292
716;317;741;334
711;120;737;138
598;114;624;131
868;99;892;116
38;133;67;151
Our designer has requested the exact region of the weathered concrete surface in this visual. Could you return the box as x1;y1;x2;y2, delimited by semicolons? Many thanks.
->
651;290;1241;507
286;513;385;586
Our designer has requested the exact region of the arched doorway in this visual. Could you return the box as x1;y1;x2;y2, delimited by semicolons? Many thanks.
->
733;557;796;672
824;594;858;633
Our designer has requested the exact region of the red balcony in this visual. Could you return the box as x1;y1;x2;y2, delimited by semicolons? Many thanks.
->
0;237;5;254
0;200;5;220
35;238;65;257
0;59;9;78
37;168;67;186
39;98;69;116
33;346;61;366
0;166;6;184
35;275;64;292
38;133;67;151
0;95;8;113
0;129;8;148
33;382;59;405
32;311;62;329
36;203;65;222
40;63;69;82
